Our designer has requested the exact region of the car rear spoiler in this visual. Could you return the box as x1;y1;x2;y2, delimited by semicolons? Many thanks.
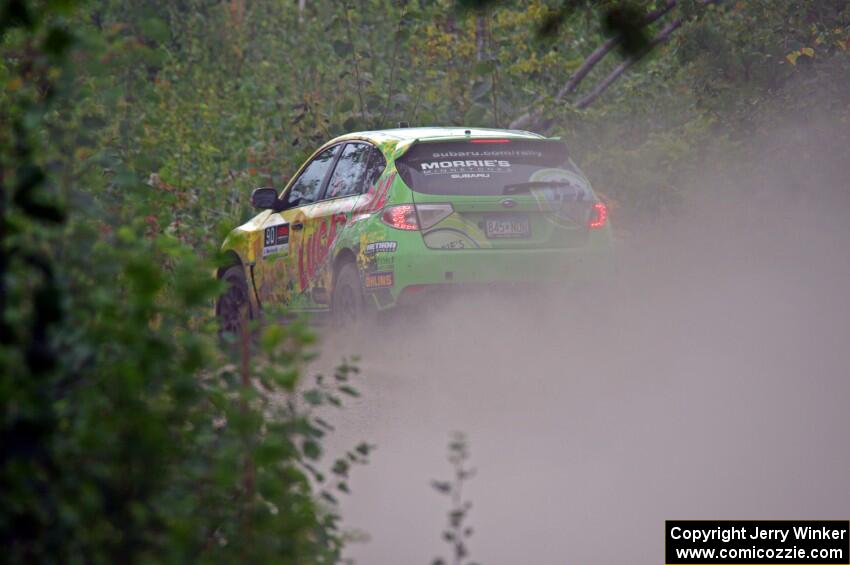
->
393;133;561;160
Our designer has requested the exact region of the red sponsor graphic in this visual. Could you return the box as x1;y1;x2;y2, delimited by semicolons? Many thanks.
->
276;224;289;238
356;172;396;214
297;212;347;291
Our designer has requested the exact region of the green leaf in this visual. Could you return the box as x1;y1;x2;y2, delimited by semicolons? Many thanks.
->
302;439;321;460
1;0;34;31
473;60;495;75
139;17;169;43
44;26;74;56
331;459;349;477
354;442;372;456
303;389;323;406
331;40;352;57
431;480;451;494
604;5;650;57
321;491;338;505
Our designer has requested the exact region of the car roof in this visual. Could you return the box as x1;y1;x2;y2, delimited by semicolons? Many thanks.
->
331;126;545;147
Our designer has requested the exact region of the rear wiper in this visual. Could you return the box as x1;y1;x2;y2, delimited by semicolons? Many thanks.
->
502;180;575;195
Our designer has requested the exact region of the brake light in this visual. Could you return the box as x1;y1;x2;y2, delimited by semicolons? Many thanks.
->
588;202;608;229
470;139;511;144
381;205;418;230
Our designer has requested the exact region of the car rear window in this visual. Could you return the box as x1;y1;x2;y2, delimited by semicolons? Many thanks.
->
395;139;577;196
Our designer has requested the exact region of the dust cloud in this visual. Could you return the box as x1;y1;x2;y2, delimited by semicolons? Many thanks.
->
315;119;850;564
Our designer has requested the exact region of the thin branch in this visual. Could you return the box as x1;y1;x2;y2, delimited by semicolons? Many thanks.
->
475;14;487;62
343;1;366;118
556;0;676;101
379;6;407;125
575;18;682;109
509;0;678;130
576;0;723;109
555;37;618;103
239;308;255;540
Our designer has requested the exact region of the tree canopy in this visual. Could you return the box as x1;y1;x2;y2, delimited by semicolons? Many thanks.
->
1;0;848;562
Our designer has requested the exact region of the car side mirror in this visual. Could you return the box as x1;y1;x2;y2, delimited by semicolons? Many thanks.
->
251;187;280;210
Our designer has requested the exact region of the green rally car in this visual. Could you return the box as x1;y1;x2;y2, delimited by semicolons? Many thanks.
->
216;127;613;331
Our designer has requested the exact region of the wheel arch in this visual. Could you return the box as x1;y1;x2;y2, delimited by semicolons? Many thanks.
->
217;250;244;279
332;248;357;284
216;250;261;319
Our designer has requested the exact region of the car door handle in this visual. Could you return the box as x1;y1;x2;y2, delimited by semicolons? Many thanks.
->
291;222;303;231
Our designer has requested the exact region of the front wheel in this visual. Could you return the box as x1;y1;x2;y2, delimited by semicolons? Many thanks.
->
331;262;374;328
217;264;252;339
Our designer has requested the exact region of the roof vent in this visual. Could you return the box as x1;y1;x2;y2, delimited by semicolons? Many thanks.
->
397;121;410;128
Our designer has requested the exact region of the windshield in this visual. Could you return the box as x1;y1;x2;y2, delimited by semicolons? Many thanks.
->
395;139;585;196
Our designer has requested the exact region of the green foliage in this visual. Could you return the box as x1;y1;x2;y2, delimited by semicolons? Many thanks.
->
545;1;850;228
432;432;478;565
1;2;369;562
2;0;848;560
51;0;845;238
1;222;367;562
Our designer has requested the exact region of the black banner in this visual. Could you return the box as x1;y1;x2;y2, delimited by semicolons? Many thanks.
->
666;521;849;564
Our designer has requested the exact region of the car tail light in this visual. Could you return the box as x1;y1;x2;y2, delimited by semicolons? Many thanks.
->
381;205;419;230
588;202;608;229
381;203;454;231
470;139;511;144
415;203;453;230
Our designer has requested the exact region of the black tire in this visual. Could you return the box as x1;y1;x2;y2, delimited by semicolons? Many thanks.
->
331;262;373;328
217;264;252;339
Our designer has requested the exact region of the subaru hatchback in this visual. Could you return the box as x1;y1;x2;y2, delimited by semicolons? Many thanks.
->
216;127;613;332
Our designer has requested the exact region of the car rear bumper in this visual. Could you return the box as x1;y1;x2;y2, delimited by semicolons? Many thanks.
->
366;243;615;309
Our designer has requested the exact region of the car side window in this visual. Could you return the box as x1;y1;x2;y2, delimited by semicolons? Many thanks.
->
283;145;340;208
363;146;387;191
324;143;373;200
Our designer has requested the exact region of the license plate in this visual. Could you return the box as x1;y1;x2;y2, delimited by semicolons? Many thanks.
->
484;214;530;238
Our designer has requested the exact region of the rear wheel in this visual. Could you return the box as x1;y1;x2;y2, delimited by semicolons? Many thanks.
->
332;262;373;328
217;264;252;339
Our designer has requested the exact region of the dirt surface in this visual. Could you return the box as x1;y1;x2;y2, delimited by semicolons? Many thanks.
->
313;131;850;564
